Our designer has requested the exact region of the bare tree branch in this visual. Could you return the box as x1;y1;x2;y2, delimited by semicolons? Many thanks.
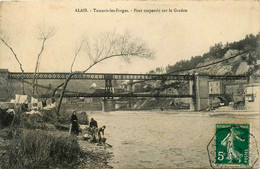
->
0;38;23;72
55;31;155;116
32;27;55;96
52;82;64;97
38;26;55;40
70;40;84;72
95;38;105;62
0;37;25;94
84;40;94;64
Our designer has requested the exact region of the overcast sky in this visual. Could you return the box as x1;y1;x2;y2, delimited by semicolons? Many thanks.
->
0;1;259;73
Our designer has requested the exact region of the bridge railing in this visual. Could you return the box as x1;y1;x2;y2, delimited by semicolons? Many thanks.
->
8;71;250;81
59;93;194;98
8;72;195;80
209;75;248;80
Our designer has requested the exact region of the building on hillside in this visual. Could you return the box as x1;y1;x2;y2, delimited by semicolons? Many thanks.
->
245;83;260;111
209;81;223;94
85;98;93;103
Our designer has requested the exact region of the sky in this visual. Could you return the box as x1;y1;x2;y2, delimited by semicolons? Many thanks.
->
0;1;259;74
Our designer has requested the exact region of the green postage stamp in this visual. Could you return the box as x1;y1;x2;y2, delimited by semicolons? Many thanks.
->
207;123;259;168
215;124;250;166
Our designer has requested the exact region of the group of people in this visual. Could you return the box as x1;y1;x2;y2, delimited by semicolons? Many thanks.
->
89;118;106;143
70;111;106;144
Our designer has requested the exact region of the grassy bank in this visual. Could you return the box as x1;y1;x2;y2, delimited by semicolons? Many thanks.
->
0;129;81;169
0;107;112;169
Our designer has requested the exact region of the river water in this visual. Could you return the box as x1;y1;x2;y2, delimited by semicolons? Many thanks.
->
88;110;260;168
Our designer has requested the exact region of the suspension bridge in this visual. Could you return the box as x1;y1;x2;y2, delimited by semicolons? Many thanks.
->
0;70;250;111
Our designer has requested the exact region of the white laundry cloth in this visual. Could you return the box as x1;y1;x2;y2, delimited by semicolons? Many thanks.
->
15;94;28;104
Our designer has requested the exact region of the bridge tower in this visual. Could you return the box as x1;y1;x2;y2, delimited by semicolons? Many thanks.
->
189;78;195;111
129;80;133;93
190;74;210;111
102;77;115;112
105;79;113;99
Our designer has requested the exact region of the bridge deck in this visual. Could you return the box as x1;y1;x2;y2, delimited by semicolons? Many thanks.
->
8;72;194;80
61;93;227;98
60;93;194;98
7;72;248;81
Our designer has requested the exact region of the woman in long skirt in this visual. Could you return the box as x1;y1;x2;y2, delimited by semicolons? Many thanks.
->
71;111;79;136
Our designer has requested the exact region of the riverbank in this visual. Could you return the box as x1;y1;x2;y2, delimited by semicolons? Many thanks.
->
0;125;113;169
1;104;259;168
48;131;114;169
42;130;114;169
77;138;113;169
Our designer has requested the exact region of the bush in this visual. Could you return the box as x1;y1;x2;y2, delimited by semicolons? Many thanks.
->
0;108;15;127
50;135;81;164
41;109;58;123
6;130;81;169
24;114;48;130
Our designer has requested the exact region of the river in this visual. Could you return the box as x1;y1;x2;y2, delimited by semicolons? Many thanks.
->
88;110;260;168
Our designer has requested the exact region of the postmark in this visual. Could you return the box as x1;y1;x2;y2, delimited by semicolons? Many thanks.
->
207;123;259;169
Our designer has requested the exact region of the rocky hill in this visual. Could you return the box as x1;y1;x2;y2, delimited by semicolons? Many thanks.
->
191;49;258;75
164;33;260;76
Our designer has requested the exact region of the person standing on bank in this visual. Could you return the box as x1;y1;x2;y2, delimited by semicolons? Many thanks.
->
71;111;79;136
89;118;98;142
89;118;98;128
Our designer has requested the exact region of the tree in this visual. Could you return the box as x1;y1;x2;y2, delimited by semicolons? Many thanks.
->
55;31;154;116
1;27;55;96
32;27;55;96
0;33;25;94
209;42;224;58
155;67;164;74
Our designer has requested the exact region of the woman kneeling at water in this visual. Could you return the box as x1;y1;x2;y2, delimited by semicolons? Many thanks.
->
98;125;106;144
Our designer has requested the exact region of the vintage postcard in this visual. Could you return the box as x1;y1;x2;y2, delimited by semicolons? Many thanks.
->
0;1;259;168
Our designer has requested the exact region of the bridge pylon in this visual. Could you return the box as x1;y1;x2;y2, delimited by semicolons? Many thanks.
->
189;79;195;111
105;79;113;99
195;74;210;111
102;78;115;112
190;74;210;111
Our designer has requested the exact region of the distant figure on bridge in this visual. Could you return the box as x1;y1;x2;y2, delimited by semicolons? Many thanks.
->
70;111;79;136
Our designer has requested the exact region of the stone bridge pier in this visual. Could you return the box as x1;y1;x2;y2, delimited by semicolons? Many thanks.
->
101;99;115;112
190;74;209;111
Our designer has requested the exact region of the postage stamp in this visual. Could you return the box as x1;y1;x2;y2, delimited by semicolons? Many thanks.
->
215;124;250;166
206;123;259;169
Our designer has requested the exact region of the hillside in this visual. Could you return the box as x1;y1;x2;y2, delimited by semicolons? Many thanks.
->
190;49;258;75
136;33;260;96
164;33;260;75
